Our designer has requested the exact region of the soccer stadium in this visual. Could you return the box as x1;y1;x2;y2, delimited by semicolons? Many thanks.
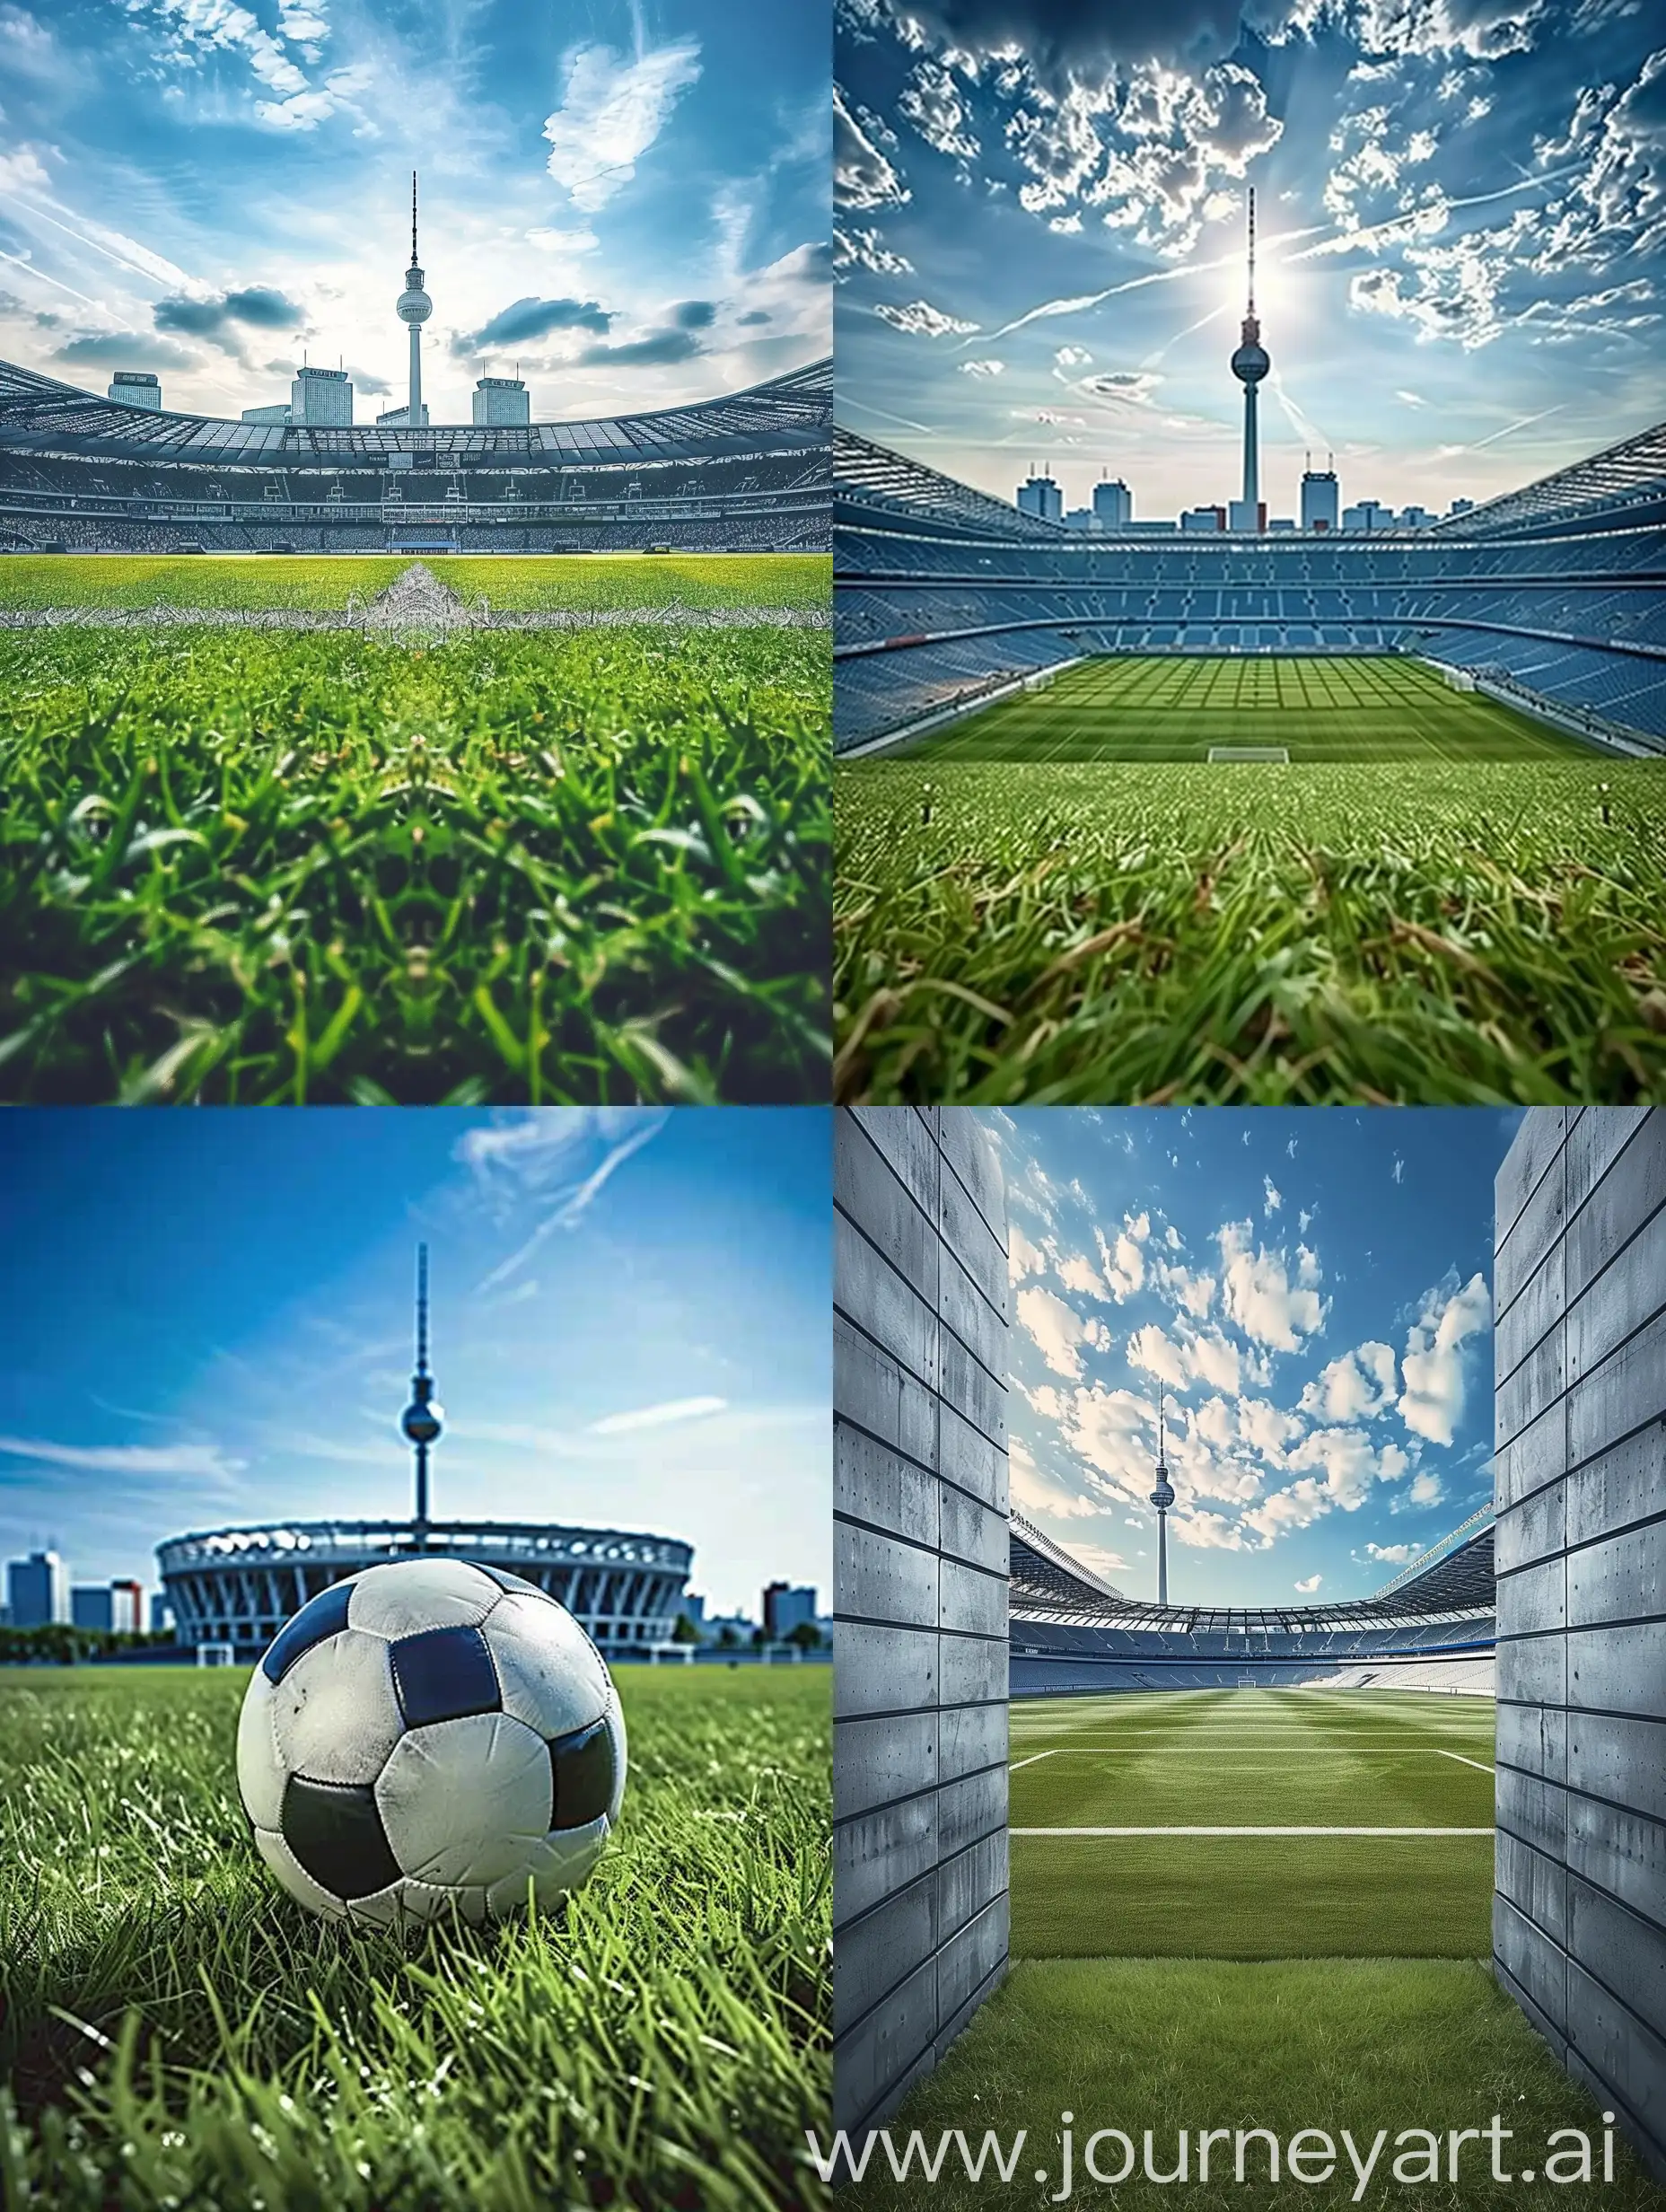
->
0;354;829;557
833;408;1666;1104
157;1251;692;1663
833;418;1666;754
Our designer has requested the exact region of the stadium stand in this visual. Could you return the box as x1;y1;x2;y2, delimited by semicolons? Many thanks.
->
834;425;1666;749
0;357;829;554
1009;1505;1496;1695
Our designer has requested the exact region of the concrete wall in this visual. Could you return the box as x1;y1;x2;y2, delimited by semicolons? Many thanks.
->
833;1108;1011;2139
1493;1107;1666;2179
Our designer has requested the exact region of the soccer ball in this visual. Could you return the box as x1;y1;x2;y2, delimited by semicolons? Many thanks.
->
235;1558;627;1925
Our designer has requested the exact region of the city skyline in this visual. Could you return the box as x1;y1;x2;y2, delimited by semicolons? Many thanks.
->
835;0;1666;520
998;1108;1513;1607
0;0;829;425
0;1110;830;1620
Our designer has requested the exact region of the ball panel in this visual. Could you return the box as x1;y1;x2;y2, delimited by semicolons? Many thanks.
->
253;1824;349;1920
270;1628;404;1786
484;1819;609;1918
375;1711;553;1888
343;1883;414;1930
389;1623;501;1728
346;1558;498;1637
481;1594;609;1739
234;1670;287;1831
472;1564;552;1601
281;1772;403;1900
549;1716;616;1831
260;1578;355;1685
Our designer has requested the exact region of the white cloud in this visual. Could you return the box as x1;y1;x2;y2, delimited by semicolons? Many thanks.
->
873;296;978;336
1364;1540;1417;1563
899;57;979;159
458;1110;669;1289
587;1396;726;1435
543;39;703;213
1399;1272;1490;1444
1408;1469;1444;1506
1008;1221;1048;1282
1016;1285;1108;1380
1216;1221;1328;1350
1055;343;1092;367
833;224;914;278
1094;1221;1146;1300
0;1434;244;1486
1263;1174;1282;1217
1300;1342;1398;1424
1237;1396;1303;1462
835;84;909;209
960;356;1005;375
1294;1574;1322;1593
1008;1434;1099;1520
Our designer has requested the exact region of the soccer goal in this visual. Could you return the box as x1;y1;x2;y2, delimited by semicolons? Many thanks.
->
1208;746;1290;763
1237;1672;1258;1688
195;1642;235;1668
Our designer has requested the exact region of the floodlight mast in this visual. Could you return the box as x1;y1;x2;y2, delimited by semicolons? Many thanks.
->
400;1243;443;1539
1149;1394;1176;1606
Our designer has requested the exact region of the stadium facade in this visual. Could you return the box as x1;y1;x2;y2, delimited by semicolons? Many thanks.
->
0;355;829;556
834;417;1666;752
1009;1504;1496;1696
157;1251;692;1662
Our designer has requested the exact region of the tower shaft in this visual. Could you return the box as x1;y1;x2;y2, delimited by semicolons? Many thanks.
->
1242;382;1258;510
409;322;422;432
1158;1510;1169;1606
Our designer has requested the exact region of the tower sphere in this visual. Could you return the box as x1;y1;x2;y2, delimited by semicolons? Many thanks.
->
401;1397;443;1445
398;270;433;325
1150;1477;1175;1510
1231;338;1269;383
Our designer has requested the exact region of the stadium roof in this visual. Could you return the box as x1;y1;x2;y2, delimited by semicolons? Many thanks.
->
0;356;829;470
1432;415;1666;540
836;426;1063;541
1010;1504;1495;1633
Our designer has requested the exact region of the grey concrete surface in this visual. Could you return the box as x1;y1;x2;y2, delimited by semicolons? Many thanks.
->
1494;1108;1666;2179
833;1109;1011;2140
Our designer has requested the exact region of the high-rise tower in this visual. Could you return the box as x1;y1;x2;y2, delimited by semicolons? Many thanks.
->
1150;1396;1176;1606
400;1244;443;1537
396;171;433;429
1229;188;1269;531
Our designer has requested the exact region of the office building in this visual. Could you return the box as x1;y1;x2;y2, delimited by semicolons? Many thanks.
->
763;1582;818;1638
1093;477;1133;528
473;376;530;426
241;402;292;426
1301;463;1340;532
6;1549;69;1628
108;371;162;411
1016;470;1063;523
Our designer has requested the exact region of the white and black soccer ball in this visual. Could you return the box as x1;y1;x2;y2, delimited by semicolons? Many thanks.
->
235;1558;627;1925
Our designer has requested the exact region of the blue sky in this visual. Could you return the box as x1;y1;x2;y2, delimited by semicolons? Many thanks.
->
0;1110;830;1618
835;0;1666;519
0;0;828;423
995;1108;1516;1607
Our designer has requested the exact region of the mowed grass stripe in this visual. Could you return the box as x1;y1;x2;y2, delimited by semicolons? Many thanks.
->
891;655;1583;763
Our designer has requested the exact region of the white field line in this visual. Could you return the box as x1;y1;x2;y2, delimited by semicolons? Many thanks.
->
1438;1751;1497;1775
1009;1750;1059;1771
1013;1826;1495;1838
1009;1746;1492;1754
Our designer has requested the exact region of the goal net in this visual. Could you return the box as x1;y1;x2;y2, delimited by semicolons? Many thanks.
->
1208;746;1290;763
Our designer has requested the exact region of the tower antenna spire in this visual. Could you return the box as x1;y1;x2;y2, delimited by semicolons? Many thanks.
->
1248;184;1256;314
401;1243;443;1537
411;170;418;268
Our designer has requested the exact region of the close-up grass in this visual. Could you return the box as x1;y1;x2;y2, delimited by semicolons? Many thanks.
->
0;1663;830;2212
847;1691;1654;2210
0;619;829;1102
0;554;830;616
835;759;1666;1103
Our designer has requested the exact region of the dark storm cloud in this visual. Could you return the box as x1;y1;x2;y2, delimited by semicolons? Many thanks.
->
737;310;772;325
452;296;613;355
575;328;703;368
349;364;392;395
672;299;716;329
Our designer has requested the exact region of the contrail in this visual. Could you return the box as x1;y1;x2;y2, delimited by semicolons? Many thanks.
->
0;244;104;310
1285;166;1584;262
839;392;943;438
1450;404;1565;453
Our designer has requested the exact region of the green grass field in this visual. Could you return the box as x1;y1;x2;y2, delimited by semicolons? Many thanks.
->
836;656;1666;1104
0;553;830;615
852;1691;1657;2210
886;654;1590;763
0;608;829;1103
0;1663;829;2211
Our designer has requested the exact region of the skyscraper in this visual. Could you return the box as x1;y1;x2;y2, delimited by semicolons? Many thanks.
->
290;365;352;426
1016;470;1062;523
474;376;530;426
397;171;434;431
1301;456;1339;532
1093;477;1133;528
7;1549;69;1628
108;371;161;411
1229;189;1269;534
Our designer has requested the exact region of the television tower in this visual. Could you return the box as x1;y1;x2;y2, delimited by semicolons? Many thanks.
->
396;171;433;429
1150;1395;1176;1606
400;1243;443;1538
1230;187;1270;528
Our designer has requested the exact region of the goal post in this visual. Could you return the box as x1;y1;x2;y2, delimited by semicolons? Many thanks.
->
1207;746;1289;763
